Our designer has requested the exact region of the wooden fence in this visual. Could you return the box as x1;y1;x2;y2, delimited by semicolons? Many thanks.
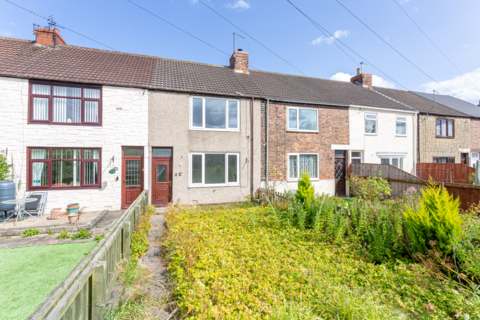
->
351;163;480;211
29;190;149;320
417;163;475;185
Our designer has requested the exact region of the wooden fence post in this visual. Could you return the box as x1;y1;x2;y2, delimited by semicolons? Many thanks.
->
92;261;107;320
135;205;141;226
123;221;131;260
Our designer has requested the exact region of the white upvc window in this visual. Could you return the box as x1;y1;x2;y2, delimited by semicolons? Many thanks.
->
287;107;318;132
396;116;407;136
472;152;479;168
189;153;239;187
351;151;363;163
365;113;377;134
380;157;404;170
190;97;240;131
287;153;319;180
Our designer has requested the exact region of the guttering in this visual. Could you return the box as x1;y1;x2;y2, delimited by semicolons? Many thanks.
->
266;98;270;187
350;104;418;114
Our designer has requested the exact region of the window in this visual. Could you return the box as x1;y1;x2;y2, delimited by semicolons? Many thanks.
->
396;116;407;135
380;157;404;170
436;118;454;138
28;148;101;190
190;97;239;131
433;157;455;163
189;153;239;186
287;107;318;132
288;153;319;180
29;81;101;125
351;151;362;163
472;153;479;168
365;114;377;134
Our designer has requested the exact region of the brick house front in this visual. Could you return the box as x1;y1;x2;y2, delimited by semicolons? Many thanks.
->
262;101;349;195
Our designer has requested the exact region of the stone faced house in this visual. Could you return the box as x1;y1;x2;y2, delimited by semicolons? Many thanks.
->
372;87;473;165
412;92;480;167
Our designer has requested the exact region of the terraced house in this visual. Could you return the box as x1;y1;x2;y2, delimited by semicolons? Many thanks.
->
0;28;422;209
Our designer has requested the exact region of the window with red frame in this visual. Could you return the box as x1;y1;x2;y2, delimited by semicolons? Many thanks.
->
435;118;454;138
433;157;455;163
28;148;101;190
29;81;101;125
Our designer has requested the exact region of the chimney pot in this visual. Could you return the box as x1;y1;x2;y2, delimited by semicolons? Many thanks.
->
230;50;249;74
357;68;361;75
35;27;66;46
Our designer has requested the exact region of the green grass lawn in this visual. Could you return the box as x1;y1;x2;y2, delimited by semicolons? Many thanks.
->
0;242;97;320
164;206;480;319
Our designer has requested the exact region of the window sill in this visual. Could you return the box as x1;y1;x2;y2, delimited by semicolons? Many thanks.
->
287;178;320;182
189;127;240;132
189;184;240;188
396;135;407;137
365;133;378;136
27;186;101;191
28;121;102;127
286;129;318;133
436;136;455;139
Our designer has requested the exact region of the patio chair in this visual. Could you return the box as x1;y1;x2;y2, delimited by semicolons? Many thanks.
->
23;191;48;219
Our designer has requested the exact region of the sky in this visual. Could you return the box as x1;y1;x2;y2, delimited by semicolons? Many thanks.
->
1;0;480;104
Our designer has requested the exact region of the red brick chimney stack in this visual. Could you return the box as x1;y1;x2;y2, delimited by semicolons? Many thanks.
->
230;49;249;74
350;68;372;87
35;28;66;46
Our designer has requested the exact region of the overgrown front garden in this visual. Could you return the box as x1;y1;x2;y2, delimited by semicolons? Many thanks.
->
163;173;480;319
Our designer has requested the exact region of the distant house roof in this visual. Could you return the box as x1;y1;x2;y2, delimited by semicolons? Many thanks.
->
412;91;480;118
0;36;415;112
372;86;470;117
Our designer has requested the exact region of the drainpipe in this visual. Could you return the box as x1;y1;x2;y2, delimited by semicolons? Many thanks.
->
251;97;255;199
266;98;270;189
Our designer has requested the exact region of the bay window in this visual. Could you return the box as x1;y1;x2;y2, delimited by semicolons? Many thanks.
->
190;153;239;186
288;153;319;180
287;107;318;132
436;118;454;138
28;148;101;190
190;97;239;131
29;81;102;125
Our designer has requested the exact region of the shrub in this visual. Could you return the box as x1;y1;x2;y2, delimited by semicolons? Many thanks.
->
454;215;480;282
296;171;314;203
0;154;12;181
403;183;462;255
130;205;155;258
348;174;391;202
71;229;93;240
468;172;476;185
56;231;70;239
21;228;39;237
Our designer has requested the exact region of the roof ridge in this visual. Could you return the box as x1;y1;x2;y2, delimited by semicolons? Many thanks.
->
368;87;418;112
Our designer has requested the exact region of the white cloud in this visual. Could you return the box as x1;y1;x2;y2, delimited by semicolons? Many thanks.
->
311;30;350;46
330;72;396;89
399;0;410;3
462;43;471;49
226;0;250;10
419;68;480;104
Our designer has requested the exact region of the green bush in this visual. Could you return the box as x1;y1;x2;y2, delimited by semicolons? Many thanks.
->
21;228;39;237
454;215;480;282
0;154;12;181
295;171;314;203
348;174;391;201
71;229;93;240
403;183;462;255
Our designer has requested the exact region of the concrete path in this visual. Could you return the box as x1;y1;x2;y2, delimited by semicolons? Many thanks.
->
141;214;176;319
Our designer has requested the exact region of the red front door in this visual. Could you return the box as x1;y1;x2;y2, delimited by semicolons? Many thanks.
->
152;148;172;207
122;147;144;209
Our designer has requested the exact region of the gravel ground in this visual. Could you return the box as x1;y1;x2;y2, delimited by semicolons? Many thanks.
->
0;211;104;229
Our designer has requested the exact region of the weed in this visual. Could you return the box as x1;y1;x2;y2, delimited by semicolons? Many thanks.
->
71;229;93;240
47;229;55;235
6;236;11;239
94;234;105;241
56;231;70;239
105;228;109;231
21;229;39;237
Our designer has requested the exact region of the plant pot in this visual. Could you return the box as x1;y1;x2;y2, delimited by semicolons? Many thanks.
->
49;208;62;220
67;214;79;224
